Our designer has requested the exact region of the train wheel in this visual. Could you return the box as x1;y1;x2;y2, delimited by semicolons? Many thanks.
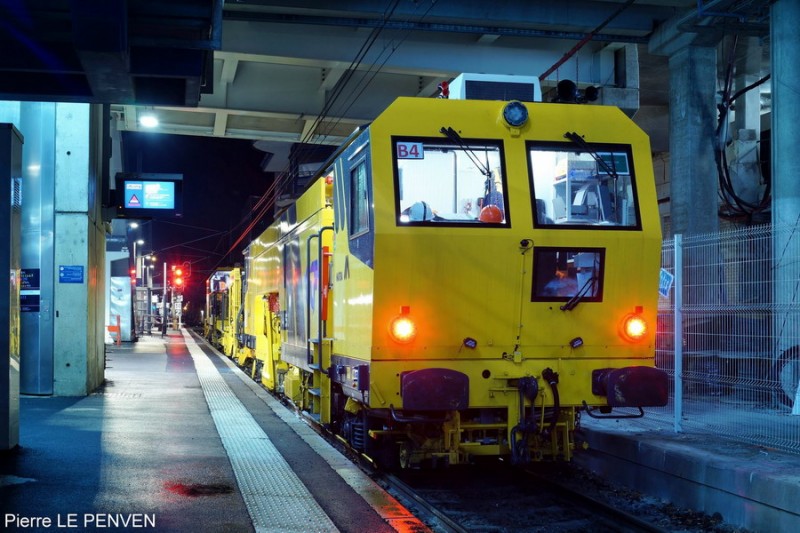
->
366;437;400;471
774;347;800;408
398;441;414;470
341;412;365;452
252;360;263;382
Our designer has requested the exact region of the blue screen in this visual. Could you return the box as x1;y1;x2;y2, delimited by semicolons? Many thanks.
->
124;181;175;209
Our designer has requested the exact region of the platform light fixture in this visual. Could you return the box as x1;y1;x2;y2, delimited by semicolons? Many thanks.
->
139;111;159;128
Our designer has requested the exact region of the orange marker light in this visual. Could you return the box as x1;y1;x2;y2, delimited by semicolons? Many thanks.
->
389;307;417;344
621;313;647;342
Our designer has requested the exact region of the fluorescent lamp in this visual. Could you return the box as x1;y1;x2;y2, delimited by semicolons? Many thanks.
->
139;114;159;128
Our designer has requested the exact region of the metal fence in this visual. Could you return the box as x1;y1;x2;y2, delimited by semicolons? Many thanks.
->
588;223;800;455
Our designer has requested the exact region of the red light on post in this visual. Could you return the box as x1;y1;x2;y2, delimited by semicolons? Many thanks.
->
171;265;185;289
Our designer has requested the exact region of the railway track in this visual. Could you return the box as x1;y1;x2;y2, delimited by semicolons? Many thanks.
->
201;333;740;533
378;461;675;533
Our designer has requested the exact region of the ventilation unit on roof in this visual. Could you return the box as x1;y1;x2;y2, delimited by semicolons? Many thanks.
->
448;73;542;103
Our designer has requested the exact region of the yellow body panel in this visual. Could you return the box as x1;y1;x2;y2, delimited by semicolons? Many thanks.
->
244;179;334;414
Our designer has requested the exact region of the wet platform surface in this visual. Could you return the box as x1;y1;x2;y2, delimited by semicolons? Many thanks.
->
0;329;422;533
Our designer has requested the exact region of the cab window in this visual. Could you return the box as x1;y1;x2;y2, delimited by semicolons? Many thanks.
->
529;142;640;229
350;161;370;236
532;247;605;303
394;137;508;226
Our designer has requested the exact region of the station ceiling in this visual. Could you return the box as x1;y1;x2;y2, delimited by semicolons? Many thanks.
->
0;1;772;170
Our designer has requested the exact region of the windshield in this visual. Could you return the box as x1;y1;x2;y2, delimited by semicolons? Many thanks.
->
394;138;507;226
529;143;640;229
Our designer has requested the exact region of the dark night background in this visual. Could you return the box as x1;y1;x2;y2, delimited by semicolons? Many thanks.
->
120;131;274;321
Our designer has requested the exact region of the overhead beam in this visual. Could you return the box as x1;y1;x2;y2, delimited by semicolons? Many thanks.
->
222;0;675;42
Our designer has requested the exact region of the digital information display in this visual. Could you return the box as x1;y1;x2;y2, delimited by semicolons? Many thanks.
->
124;180;176;209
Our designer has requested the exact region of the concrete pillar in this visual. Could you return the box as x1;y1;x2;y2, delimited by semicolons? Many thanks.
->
771;0;800;370
771;0;800;229
666;45;720;237
649;18;723;315
53;105;106;396
650;14;723;237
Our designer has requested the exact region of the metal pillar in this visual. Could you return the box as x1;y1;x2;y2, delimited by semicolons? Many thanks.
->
162;262;167;336
1;123;23;450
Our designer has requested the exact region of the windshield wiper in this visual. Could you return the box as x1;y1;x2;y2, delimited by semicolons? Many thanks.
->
564;131;619;181
440;126;492;178
560;275;597;312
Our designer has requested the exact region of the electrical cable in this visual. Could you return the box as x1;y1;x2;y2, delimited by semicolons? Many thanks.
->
715;34;771;223
217;0;439;270
539;0;637;82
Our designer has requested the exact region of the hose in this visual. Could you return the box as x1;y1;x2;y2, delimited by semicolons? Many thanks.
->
542;368;561;435
510;376;539;465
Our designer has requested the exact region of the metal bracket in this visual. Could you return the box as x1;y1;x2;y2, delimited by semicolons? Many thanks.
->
582;401;644;419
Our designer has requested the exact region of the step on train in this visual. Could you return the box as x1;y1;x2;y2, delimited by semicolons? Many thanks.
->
205;77;668;468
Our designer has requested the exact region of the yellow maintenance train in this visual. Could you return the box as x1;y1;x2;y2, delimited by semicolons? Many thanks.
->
206;85;667;468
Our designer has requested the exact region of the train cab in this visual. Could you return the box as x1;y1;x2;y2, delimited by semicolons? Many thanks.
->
237;88;668;467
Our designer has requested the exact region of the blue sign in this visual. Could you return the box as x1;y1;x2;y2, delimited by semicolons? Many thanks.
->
59;265;84;284
658;268;674;298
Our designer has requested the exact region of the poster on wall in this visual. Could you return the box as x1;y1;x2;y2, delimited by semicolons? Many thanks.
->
20;268;40;312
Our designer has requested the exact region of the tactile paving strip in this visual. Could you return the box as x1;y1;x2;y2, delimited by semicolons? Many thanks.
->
182;330;339;533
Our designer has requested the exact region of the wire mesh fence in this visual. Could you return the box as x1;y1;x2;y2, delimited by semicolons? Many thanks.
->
588;223;800;455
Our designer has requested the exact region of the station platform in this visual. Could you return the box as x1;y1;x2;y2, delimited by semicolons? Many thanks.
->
0;329;424;533
577;410;800;532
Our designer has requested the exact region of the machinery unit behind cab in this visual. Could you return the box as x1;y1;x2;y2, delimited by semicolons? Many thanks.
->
226;83;667;468
205;267;241;359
